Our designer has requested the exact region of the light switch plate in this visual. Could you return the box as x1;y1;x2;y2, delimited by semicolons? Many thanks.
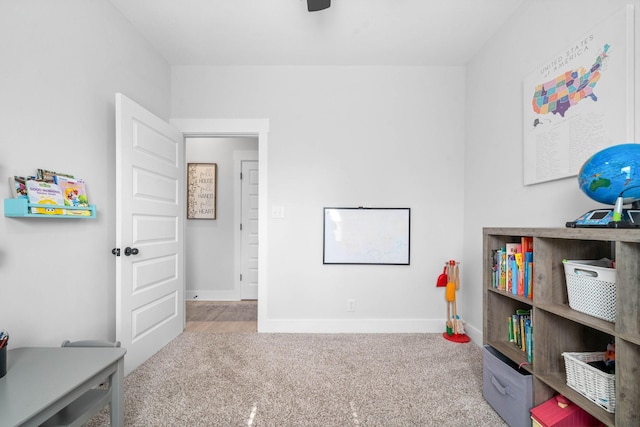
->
272;206;285;218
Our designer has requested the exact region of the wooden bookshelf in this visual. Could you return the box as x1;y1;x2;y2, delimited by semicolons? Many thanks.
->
483;228;640;427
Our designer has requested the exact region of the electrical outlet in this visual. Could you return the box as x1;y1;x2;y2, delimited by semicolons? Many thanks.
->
347;299;356;312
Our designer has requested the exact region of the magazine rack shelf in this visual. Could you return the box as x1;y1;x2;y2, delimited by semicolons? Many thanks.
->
4;198;96;219
483;227;640;427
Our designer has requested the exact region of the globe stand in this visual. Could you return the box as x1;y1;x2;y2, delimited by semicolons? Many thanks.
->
566;199;640;228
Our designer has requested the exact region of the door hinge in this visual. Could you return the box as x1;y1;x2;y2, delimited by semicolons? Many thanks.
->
240;172;243;180
240;274;243;281
240;223;243;231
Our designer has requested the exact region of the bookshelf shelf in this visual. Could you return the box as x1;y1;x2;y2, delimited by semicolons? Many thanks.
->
4;198;96;219
483;228;640;427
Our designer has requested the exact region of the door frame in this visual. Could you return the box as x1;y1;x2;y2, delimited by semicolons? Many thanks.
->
171;119;269;331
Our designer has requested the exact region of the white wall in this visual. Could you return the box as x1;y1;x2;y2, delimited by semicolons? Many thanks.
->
7;0;634;347
0;0;170;348
462;0;640;341
173;66;467;332
185;137;258;300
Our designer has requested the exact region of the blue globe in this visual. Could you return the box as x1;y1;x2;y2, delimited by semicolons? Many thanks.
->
579;143;640;205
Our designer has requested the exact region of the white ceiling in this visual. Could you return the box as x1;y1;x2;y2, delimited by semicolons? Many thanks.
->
108;0;524;66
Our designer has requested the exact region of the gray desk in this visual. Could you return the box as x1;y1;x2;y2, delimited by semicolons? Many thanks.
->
0;347;126;426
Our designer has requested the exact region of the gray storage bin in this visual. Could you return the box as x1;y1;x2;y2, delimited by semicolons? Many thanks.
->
483;345;533;427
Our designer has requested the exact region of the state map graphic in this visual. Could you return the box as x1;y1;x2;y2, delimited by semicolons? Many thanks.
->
531;44;610;119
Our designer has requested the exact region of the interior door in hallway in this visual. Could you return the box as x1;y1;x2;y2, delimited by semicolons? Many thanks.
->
240;160;259;300
115;93;185;376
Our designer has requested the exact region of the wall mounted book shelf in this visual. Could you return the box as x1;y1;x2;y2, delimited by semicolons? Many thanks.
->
3;198;96;219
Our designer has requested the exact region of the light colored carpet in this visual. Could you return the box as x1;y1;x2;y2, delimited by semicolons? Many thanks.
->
87;333;505;426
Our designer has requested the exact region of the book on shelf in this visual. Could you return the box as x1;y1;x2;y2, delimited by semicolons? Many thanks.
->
25;180;65;215
8;176;31;198
492;248;507;291
36;168;74;183
492;238;533;299
505;243;519;294
515;252;525;296
507;308;532;362
520;236;533;253
525;318;533;363
54;176;91;216
525;251;534;299
9;170;92;216
521;236;534;299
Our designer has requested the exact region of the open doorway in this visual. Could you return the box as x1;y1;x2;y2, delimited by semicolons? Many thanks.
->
185;300;257;332
172;118;269;333
185;136;258;301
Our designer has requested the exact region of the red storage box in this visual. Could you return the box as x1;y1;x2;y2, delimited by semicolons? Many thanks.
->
531;396;602;427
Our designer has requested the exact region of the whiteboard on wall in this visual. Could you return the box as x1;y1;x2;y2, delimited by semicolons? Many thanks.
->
323;207;410;265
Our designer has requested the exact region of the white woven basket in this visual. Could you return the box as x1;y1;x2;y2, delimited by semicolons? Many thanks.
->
562;352;616;413
563;260;616;322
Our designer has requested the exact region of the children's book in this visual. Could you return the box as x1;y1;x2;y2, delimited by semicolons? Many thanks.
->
8;176;30;198
55;176;90;216
499;249;506;291
26;180;65;214
515;252;525;296
37;169;73;183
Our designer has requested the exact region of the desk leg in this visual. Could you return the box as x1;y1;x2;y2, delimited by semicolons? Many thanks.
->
110;357;125;426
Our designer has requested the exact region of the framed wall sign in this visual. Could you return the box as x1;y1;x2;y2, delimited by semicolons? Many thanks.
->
187;163;217;219
323;207;410;265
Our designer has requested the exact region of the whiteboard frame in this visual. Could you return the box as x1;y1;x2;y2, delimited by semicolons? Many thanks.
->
323;207;410;265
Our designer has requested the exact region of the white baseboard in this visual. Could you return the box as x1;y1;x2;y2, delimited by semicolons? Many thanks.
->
256;318;485;344
463;322;482;347
258;318;451;334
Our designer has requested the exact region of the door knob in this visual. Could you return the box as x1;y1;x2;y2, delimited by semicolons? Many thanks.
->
124;247;139;256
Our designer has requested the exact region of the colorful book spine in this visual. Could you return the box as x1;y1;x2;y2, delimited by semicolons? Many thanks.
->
505;243;519;294
510;256;518;295
525;319;533;363
491;249;498;289
508;316;514;342
522;236;534;300
518;309;531;353
508;309;532;356
499;249;506;291
515;252;524;296
525;251;533;299
494;238;533;299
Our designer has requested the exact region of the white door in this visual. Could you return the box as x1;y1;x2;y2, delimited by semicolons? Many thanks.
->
115;93;185;376
240;160;259;299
